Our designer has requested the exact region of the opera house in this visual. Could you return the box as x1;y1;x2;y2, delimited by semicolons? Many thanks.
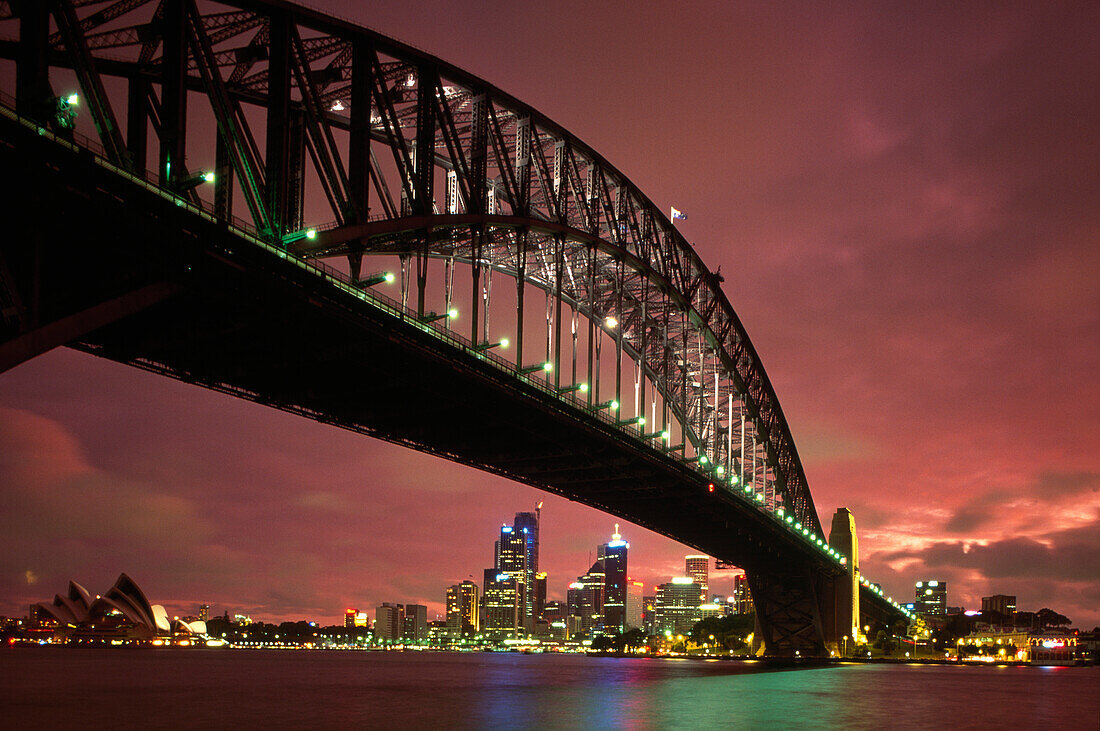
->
34;573;207;645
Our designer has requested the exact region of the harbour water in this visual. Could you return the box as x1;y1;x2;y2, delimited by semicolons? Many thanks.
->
1;648;1097;728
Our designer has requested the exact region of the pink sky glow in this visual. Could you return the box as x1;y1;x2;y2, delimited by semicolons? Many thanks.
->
1;1;1097;628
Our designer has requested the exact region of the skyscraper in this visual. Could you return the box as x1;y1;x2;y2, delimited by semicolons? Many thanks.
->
625;580;645;630
685;555;710;601
981;594;1017;620
732;573;753;615
513;505;541;627
655;577;703;635
446;580;480;636
914;581;947;615
494;524;529;632
598;525;629;633
534;572;547;621
483;569;522;640
198;603;210;621
403;604;428;642
375;603;404;642
567;560;605;635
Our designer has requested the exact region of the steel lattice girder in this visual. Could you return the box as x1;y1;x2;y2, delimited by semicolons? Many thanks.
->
0;0;822;535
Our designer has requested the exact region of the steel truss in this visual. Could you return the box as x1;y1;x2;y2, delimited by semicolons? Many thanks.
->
0;0;821;535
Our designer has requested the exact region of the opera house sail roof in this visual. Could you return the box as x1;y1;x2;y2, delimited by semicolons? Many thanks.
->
34;573;203;642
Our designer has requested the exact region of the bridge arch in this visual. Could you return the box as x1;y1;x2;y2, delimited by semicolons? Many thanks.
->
0;0;916;653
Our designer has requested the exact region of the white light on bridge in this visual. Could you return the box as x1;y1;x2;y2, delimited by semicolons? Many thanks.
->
605;316;618;329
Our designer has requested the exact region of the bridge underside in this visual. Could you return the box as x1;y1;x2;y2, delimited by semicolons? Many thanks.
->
0;111;893;656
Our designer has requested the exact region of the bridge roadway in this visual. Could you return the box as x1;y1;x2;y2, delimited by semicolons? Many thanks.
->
0;108;905;656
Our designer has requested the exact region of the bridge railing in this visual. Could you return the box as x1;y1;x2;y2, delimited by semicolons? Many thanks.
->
0;97;903;593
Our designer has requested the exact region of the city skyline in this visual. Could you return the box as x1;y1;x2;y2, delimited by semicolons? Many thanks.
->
0;0;1097;628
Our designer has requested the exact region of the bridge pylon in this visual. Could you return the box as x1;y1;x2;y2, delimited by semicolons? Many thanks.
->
747;562;857;657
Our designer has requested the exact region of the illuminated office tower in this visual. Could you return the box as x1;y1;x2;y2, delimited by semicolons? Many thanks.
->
732;573;753;614
514;505;541;626
534;572;547;620
494;524;529;631
345;608;357;629
198;604;210;621
914;581;947;615
598;526;629;632
654;578;703;635
685;555;710;601
445;586;460;635
447;580;480;636
483;569;522;640
625;581;645;630
567;560;605;635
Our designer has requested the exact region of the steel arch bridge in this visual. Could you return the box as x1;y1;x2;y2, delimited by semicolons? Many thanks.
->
0;0;910;655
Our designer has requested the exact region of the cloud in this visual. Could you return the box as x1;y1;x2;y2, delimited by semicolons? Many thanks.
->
880;517;1100;587
943;470;1100;534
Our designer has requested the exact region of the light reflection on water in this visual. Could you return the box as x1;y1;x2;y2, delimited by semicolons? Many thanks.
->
1;648;1097;729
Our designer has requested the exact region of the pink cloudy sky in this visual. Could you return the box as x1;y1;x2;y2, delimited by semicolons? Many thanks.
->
1;1;1097;627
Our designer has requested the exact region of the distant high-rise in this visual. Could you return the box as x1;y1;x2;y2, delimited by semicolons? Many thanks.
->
375;603;404;642
981;594;1017;619
732;574;753;614
483;569;522;640
403;604;428;642
567;560;605;635
494;524;529;632
345;608;357;629
198;603;210;621
654;578;703;635
914;581;947;615
514;504;541;627
598;525;629;632
642;595;657;636
446;580;480;636
685;556;709;601
534;572;547;621
625;581;645;629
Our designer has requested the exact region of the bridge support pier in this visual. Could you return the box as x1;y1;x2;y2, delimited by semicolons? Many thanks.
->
748;566;853;657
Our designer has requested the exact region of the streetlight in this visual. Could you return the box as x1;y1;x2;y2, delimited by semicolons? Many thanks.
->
357;271;395;287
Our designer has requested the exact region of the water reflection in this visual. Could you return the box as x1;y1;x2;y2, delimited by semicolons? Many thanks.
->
0;649;1096;728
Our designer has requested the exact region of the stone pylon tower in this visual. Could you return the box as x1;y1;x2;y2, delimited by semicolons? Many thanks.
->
829;508;860;651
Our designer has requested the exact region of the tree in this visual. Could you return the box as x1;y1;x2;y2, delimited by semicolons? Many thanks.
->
590;634;617;652
622;628;647;651
1036;608;1071;628
688;614;755;652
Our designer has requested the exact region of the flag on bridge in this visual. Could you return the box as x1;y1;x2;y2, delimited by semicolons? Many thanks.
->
671;207;688;221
